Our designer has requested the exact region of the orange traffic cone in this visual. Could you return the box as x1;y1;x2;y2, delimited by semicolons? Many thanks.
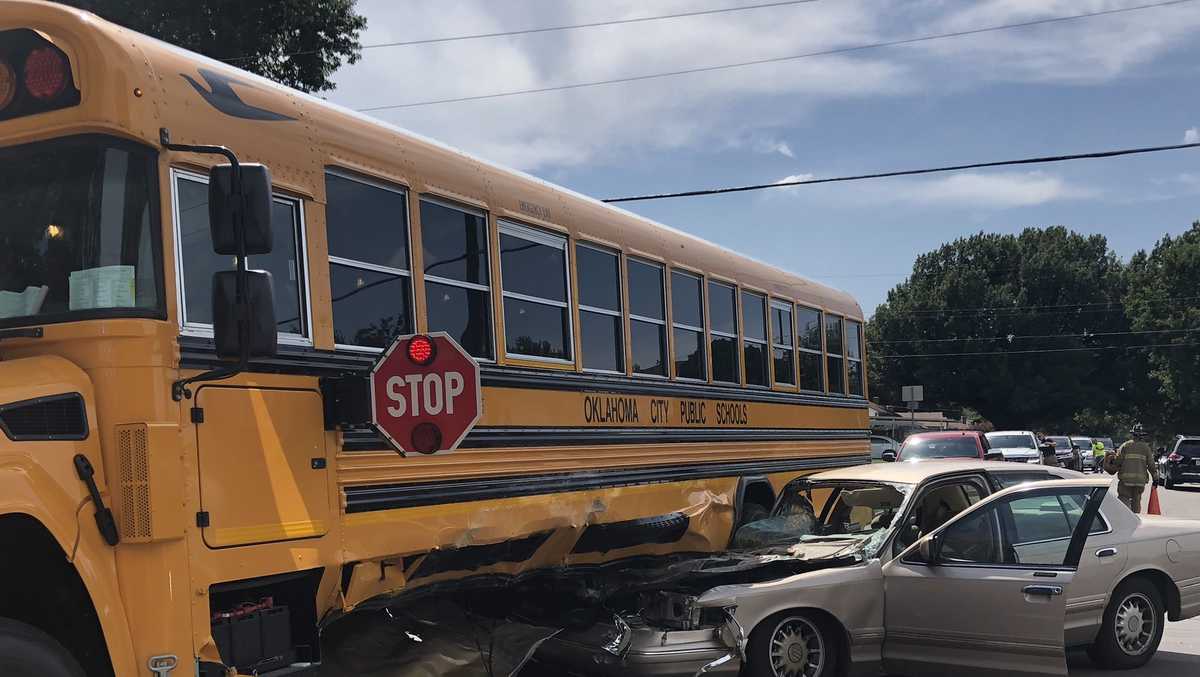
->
1147;485;1162;515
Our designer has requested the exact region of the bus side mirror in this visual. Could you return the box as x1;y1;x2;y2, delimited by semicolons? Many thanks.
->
208;163;274;255
212;271;277;359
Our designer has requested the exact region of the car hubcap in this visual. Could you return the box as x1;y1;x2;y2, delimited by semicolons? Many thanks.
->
768;616;825;677
1114;593;1155;656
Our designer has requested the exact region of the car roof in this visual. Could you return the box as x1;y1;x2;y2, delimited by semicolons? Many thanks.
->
809;459;1076;484
986;430;1035;436
904;431;981;440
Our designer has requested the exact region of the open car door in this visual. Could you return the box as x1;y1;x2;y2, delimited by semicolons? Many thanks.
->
881;480;1108;677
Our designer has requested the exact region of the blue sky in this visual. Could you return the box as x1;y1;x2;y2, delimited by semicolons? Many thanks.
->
329;0;1200;314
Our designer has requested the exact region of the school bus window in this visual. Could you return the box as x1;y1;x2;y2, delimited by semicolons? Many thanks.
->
670;270;706;380
771;300;796;386
797;305;824;392
420;197;493;359
577;243;624;373
847;319;864;396
0;136;162;326
499;221;572;361
708;280;739;383
325;171;413;349
174;171;310;340
742;291;768;386
628;258;667;376
826;314;845;394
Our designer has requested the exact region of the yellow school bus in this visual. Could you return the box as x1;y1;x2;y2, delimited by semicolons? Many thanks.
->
0;2;868;675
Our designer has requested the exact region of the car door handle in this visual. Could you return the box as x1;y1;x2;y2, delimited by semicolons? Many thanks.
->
1023;585;1063;597
1095;547;1119;558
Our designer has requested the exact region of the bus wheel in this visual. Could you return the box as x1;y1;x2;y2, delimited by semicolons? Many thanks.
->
0;618;86;677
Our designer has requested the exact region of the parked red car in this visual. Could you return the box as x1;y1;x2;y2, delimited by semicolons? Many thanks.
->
894;431;990;461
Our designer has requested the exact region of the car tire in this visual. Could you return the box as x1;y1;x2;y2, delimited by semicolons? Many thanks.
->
1164;475;1175;490
0;618;86;677
1087;578;1165;670
746;610;840;677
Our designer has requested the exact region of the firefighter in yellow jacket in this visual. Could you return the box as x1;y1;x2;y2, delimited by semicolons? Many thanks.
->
1105;424;1160;513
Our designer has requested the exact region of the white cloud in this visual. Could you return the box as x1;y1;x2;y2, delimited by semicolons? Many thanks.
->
1185;128;1200;144
775;173;816;184
771;170;1092;207
902;171;1093;207
754;138;795;158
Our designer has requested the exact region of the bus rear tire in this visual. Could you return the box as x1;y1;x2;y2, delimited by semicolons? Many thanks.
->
0;618;86;677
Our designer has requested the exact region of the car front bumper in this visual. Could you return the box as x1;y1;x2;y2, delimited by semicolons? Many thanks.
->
536;620;741;677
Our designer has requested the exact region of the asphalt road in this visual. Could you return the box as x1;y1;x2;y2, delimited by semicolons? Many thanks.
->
1068;478;1200;676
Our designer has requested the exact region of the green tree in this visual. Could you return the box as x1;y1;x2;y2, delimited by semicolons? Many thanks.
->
869;227;1129;430
1122;222;1200;435
57;1;366;92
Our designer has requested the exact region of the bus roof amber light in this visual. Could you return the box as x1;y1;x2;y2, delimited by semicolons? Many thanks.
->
24;47;67;101
0;60;15;110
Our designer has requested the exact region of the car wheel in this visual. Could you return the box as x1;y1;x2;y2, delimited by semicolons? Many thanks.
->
1087;578;1165;670
1164;475;1175;489
0;618;86;677
747;611;839;677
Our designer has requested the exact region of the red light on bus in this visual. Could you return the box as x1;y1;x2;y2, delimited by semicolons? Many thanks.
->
410;422;443;454
0;60;15;110
407;335;436;366
24;47;67;101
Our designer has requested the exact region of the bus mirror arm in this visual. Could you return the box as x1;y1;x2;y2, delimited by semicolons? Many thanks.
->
161;128;277;401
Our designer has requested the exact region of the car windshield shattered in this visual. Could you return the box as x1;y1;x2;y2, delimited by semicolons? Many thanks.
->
730;480;912;556
900;437;980;460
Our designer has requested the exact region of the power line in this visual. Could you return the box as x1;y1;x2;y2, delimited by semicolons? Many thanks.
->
869;327;1200;345
225;0;822;63
357;0;1197;112
879;341;1200;359
604;140;1200;202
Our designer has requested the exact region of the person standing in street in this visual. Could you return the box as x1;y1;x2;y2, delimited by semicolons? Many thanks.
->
1105;424;1160;513
1092;438;1106;473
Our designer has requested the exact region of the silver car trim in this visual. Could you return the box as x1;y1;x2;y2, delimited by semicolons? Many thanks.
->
693;652;737;676
886;629;1063;655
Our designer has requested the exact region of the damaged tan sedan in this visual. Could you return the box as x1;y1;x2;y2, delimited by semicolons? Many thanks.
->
534;462;1200;677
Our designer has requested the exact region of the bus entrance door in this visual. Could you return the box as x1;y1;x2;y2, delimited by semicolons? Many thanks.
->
195;386;331;548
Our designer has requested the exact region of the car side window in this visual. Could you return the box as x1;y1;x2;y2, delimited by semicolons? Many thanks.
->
936;488;1095;567
892;477;987;557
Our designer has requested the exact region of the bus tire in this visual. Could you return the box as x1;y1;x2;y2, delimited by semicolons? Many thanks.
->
0;617;87;677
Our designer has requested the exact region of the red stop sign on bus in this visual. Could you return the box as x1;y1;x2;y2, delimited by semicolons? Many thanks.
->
370;333;482;455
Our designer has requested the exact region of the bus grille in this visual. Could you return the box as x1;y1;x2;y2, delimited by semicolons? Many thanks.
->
0;393;88;441
117;424;153;541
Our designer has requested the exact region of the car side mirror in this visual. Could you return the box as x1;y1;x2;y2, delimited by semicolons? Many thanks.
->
917;534;941;565
882;450;897;462
208;163;274;255
212;270;277;359
984;451;1004;462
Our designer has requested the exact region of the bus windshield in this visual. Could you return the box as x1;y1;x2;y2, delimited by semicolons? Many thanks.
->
0;135;161;326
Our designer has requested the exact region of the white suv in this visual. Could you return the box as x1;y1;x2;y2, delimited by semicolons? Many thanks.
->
983;430;1042;463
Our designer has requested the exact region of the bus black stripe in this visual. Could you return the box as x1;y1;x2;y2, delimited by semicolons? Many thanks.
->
342;454;870;513
341;426;868;451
